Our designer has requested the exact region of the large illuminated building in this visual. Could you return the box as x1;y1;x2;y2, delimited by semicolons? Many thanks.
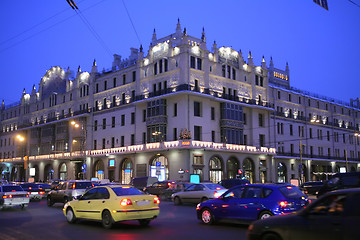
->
1;21;359;184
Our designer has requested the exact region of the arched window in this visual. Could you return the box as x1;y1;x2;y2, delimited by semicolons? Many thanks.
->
243;158;255;183
121;158;133;184
59;163;67;180
94;160;105;180
226;157;239;179
44;164;54;182
209;156;223;183
150;155;169;181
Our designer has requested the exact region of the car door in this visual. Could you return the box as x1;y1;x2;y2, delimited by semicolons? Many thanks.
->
75;188;98;219
234;186;264;220
290;193;347;240
179;184;199;203
88;187;111;221
186;184;206;203
216;186;246;220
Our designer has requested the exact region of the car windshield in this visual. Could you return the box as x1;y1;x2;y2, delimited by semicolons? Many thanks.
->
74;182;93;189
206;184;225;190
279;186;304;199
2;185;24;192
112;186;144;196
20;183;38;188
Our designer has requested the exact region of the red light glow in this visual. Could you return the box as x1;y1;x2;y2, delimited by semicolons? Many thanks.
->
154;197;160;204
120;198;132;206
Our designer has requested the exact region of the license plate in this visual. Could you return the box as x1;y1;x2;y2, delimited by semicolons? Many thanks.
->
137;200;150;206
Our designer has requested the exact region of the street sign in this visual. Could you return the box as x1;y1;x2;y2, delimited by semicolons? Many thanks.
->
155;161;161;167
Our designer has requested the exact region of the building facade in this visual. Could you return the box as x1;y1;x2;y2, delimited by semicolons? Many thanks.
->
1;21;359;184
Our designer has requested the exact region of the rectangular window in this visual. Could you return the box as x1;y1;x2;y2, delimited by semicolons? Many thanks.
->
258;113;264;127
194;126;202;141
232;68;236;80
211;107;215;120
194;101;201;117
243;113;247;125
259;134;265;147
290;124;293;136
143;109;146;122
119;136;124;147
159;59;163;73
197;58;202;70
132;71;136;82
154;62;158;75
94;120;98;131
102;118;106;129
309;128;313;138
104;81;107;91
131;112;135;124
113;78;116;88
131;134;135;145
112;117;115;128
96;83;99;93
121;114;125;126
111;137;115;148
190;56;196;68
123;74;126;85
212;131;215;142
143;132;146;144
93;140;97;150
102;138;106;149
174;103;177;117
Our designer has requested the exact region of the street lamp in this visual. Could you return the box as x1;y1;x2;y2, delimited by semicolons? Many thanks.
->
70;120;87;180
16;134;28;182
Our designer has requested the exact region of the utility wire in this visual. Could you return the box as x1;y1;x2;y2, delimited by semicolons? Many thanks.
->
67;0;113;57
348;0;360;8
121;0;142;46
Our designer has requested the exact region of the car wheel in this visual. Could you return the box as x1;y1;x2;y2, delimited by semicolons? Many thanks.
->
47;197;54;207
21;204;28;210
201;197;208;203
259;211;273;220
102;210;114;229
138;219;151;226
261;232;282;240
201;208;215;225
174;196;182;205
66;208;77;224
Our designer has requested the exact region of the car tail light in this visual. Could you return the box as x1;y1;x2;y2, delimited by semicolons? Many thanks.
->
279;201;293;208
29;187;32;190
154;196;160;204
305;190;308;194
120;198;132;206
168;182;171;187
26;194;29;198
28;192;31;195
40;191;45;195
214;191;221;198
2;195;8;199
72;183;76;189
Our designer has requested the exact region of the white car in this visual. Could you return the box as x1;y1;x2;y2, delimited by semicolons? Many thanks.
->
0;185;30;210
171;183;227;205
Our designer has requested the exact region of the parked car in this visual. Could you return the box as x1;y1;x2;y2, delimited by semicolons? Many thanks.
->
49;179;62;190
247;188;360;240
143;181;175;196
0;185;30;210
161;182;192;200
218;179;250;189
63;185;160;228
20;183;45;201
47;180;93;206
131;177;158;190
299;181;324;195
172;183;227;205
35;183;52;197
317;172;360;197
196;184;310;225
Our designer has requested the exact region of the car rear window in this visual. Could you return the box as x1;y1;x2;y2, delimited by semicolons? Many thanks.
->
206;184;226;190
74;182;93;189
2;186;24;192
112;187;145;196
279;186;304;199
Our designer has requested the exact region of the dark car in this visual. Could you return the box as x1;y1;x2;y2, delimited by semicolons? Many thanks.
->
196;184;309;225
20;183;45;201
131;177;158;190
247;188;360;240
299;181;324;195
49;179;62;190
35;183;52;197
157;182;191;200
47;180;93;206
143;181;175;196
317;172;360;197
218;179;250;189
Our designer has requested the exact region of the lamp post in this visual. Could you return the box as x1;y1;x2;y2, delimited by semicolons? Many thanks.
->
16;134;28;182
71;120;87;180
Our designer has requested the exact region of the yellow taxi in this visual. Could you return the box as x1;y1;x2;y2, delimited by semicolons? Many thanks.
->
63;184;160;228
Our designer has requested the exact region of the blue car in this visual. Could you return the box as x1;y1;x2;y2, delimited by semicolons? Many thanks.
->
196;184;310;225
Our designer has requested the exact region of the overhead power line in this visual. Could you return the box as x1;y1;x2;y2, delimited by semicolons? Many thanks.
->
121;0;142;46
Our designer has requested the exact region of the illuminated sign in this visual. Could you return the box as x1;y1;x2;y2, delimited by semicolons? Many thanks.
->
273;72;288;80
181;141;191;146
109;159;115;167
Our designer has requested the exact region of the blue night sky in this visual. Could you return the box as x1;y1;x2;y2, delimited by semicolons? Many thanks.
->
0;0;359;105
